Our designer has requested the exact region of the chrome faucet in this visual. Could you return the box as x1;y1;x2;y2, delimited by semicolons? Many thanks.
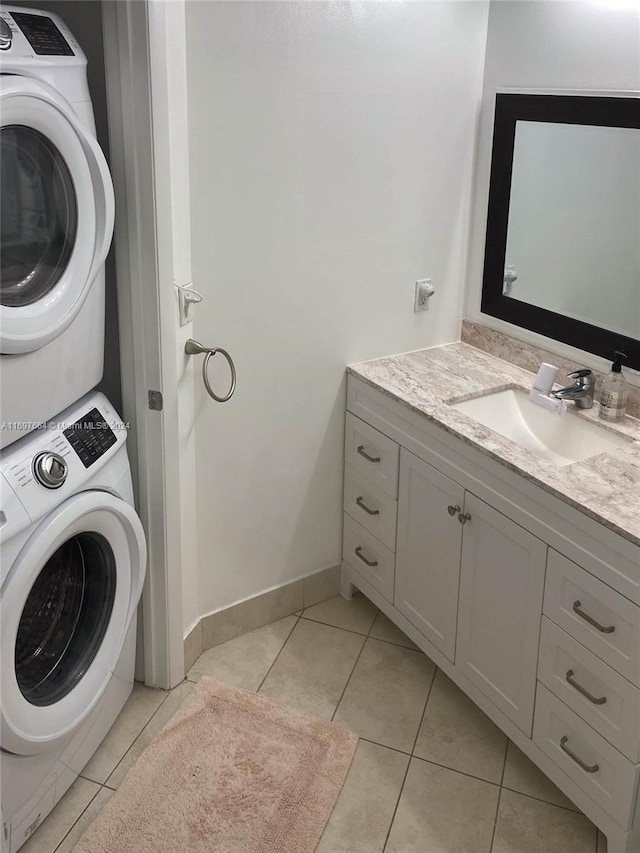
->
551;369;595;410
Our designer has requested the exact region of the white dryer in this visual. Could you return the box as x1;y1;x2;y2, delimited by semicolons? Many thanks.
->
0;392;146;853
0;6;114;448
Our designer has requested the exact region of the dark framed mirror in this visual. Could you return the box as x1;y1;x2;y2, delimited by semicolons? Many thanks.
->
480;92;640;370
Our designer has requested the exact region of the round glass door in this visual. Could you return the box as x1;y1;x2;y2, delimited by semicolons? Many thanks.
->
15;532;116;707
0;125;78;308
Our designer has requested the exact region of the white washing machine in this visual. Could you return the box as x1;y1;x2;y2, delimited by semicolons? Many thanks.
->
0;392;146;853
0;6;115;448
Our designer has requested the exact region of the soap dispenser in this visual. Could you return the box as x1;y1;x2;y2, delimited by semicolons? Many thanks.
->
599;351;628;421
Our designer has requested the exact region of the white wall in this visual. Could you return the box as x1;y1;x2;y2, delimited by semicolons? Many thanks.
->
466;0;640;362
184;1;489;628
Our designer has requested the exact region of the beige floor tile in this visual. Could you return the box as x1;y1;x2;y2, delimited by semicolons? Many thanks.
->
106;681;195;789
54;786;114;853
333;639;435;752
385;758;499;853
414;670;507;783
80;683;167;784
19;778;100;853
502;741;578;811
492;789;597;853
259;618;364;719
302;592;378;634
369;611;419;649
187;615;297;690
316;740;408;853
303;565;342;607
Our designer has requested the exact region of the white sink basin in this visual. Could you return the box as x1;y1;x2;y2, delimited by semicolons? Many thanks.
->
450;388;631;466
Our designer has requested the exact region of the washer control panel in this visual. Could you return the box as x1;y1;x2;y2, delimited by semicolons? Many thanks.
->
0;6;85;65
5;431;72;496
9;11;74;56
63;408;117;468
0;392;126;542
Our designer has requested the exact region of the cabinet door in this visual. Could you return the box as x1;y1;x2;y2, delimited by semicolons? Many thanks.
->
456;493;547;735
395;449;464;661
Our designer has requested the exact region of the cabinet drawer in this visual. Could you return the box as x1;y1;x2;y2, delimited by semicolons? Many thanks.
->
533;683;639;828
345;413;399;498
343;514;395;602
538;618;640;762
544;550;640;685
344;464;397;550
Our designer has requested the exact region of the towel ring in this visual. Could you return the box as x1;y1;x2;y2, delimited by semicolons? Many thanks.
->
185;339;237;403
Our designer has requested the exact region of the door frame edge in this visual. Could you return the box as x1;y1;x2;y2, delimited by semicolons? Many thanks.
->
102;0;185;689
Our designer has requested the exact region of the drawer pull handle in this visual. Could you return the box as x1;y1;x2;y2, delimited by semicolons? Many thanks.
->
572;601;615;634
356;496;380;516
447;504;461;517
565;670;607;706
357;445;381;464
355;546;378;568
458;512;471;525
560;736;599;774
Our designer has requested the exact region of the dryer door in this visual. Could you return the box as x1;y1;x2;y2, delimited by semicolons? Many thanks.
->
0;491;146;756
0;75;114;354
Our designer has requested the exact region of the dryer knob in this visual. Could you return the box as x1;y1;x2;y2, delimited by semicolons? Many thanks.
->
33;452;68;489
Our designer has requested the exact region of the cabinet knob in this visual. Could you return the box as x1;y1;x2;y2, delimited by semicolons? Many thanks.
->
447;504;461;517
458;512;471;525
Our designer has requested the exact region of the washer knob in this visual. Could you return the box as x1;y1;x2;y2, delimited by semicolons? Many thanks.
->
33;452;68;489
0;19;12;51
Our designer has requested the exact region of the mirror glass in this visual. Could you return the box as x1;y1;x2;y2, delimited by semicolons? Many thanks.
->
504;121;640;338
481;93;640;369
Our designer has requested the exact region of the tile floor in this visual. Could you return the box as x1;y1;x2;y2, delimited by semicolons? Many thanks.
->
23;593;607;853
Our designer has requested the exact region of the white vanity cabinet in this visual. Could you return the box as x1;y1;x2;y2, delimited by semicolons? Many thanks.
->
395;448;547;733
342;374;640;853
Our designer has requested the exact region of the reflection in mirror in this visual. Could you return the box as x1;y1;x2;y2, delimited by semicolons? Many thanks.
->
481;93;640;369
505;121;640;338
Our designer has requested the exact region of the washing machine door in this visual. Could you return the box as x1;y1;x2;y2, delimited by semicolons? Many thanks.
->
0;491;146;756
0;75;114;354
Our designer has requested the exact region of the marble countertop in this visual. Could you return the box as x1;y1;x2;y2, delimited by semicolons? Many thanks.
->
348;342;640;548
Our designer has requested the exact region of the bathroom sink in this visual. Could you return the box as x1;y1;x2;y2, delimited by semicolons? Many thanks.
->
450;388;631;466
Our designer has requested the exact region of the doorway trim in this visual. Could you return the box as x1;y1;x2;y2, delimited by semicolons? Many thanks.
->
102;0;189;689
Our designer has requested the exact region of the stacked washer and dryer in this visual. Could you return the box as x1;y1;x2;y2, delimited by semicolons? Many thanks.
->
0;8;146;852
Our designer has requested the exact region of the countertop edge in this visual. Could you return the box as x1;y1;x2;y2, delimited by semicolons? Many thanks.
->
346;363;640;550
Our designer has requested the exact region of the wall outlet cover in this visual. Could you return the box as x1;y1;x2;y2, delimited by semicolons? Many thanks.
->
414;279;434;312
